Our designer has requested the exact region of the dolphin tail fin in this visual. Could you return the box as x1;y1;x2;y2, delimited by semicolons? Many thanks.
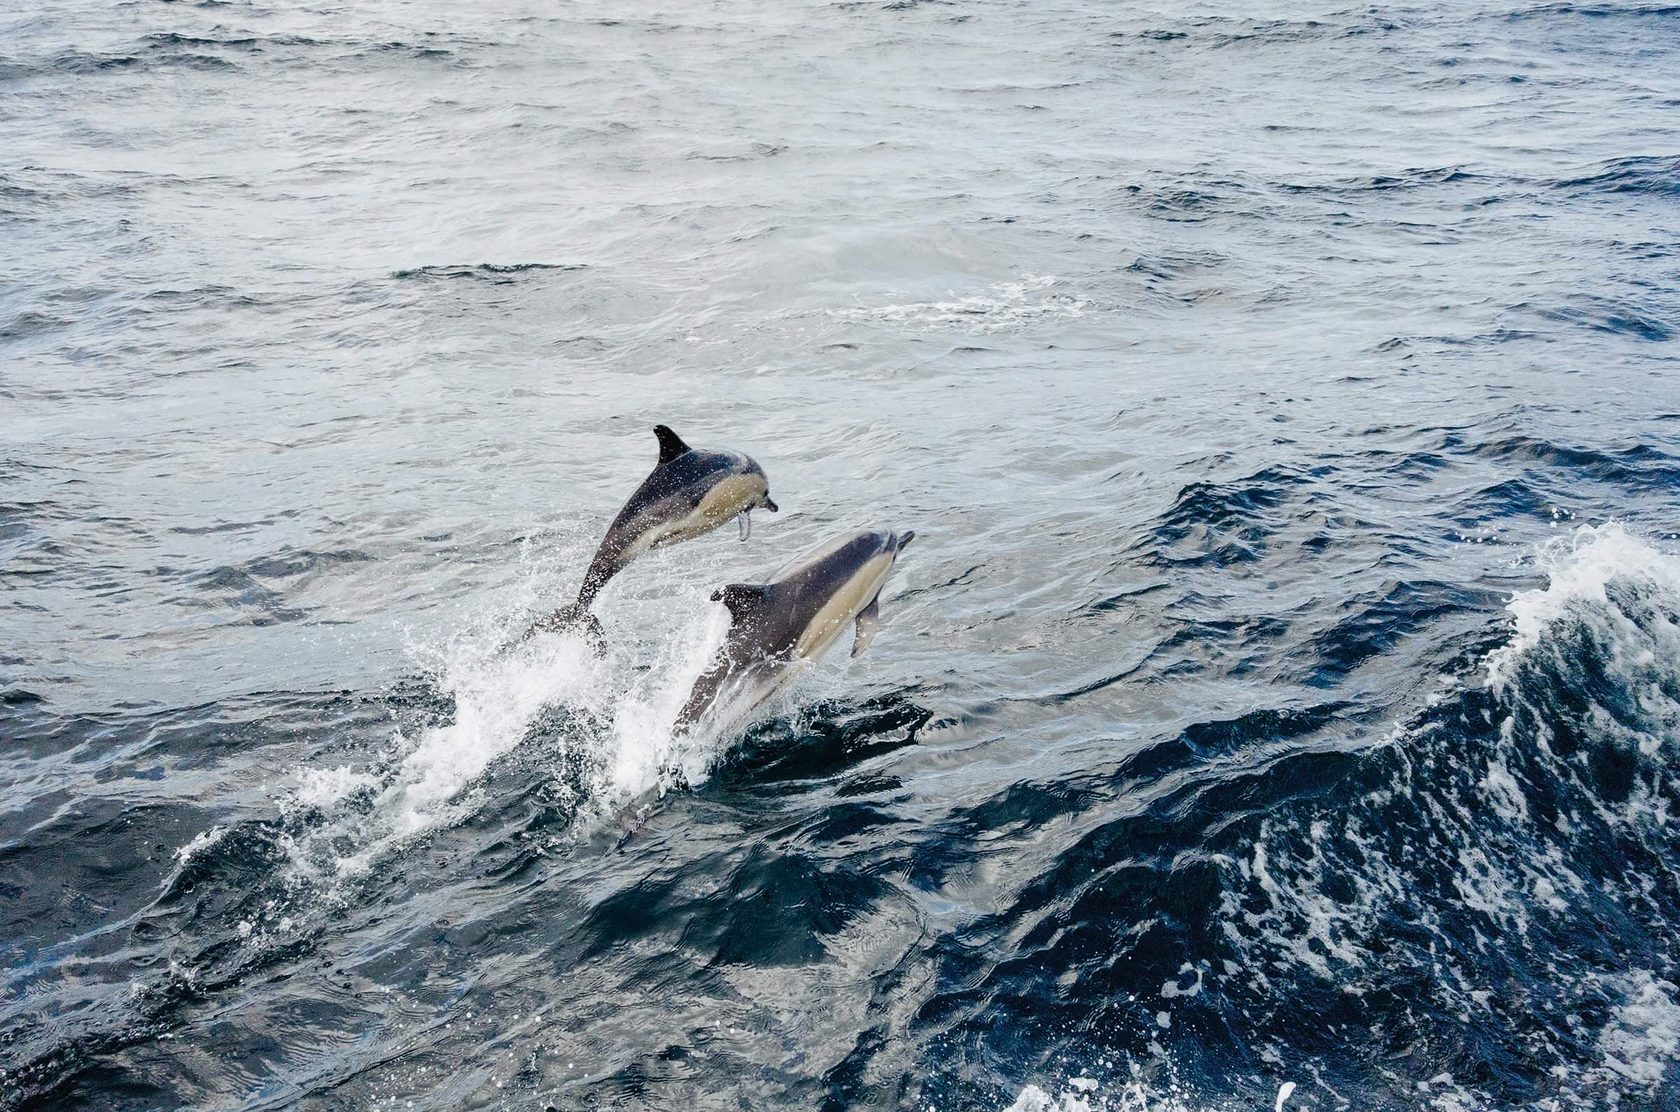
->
521;603;607;654
653;424;692;465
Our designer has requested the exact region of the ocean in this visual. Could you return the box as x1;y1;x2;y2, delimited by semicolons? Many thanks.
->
4;1;1680;1108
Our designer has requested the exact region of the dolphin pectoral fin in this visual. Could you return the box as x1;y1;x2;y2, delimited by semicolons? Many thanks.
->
763;496;779;513
852;595;881;658
738;511;751;542
653;424;692;465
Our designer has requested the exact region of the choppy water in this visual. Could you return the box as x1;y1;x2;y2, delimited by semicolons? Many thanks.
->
5;1;1680;1108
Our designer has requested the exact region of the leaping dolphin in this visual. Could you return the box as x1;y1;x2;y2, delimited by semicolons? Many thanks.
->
528;424;778;645
675;528;915;733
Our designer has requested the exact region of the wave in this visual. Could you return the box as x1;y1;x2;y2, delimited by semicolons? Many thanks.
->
390;262;587;283
25;48;240;77
1144;465;1312;568
1553;154;1680;197
1455;432;1680;489
1218;524;1680;1104
1507;3;1680;23
1488;522;1680;693
914;525;1680;1109
140;33;325;51
1528;297;1675;342
10;515;1674;1107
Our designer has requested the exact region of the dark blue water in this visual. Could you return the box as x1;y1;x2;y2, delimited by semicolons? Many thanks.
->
5;1;1680;1108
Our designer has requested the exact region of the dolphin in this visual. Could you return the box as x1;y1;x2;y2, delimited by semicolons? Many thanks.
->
675;528;916;733
528;424;778;645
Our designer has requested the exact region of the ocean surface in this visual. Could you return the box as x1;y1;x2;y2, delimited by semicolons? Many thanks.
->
4;1;1680;1108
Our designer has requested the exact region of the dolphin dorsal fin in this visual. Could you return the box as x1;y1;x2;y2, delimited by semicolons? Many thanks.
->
653;424;692;465
712;583;768;620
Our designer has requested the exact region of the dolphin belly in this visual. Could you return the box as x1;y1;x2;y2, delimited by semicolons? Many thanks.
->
609;472;770;568
793;550;896;661
655;472;769;548
676;655;787;734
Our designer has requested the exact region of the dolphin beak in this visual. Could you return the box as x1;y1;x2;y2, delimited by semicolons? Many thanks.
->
895;530;916;551
763;496;779;513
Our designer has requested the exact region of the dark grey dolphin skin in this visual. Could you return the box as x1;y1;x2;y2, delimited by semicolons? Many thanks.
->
527;424;778;645
675;528;915;732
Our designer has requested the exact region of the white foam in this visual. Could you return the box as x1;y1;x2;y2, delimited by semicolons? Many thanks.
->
1477;759;1529;824
600;604;735;802
1486;520;1680;844
295;765;377;809
1002;1055;1240;1112
1416;1073;1485;1111
829;274;1087;333
1487;522;1680;696
1592;971;1680;1088
1243;834;1365;979
374;629;613;843
280;582;781;878
1159;963;1205;1000
171;824;228;867
1204;523;1680;1105
1450;845;1527;934
1003;1077;1209;1112
1005;1083;1094;1112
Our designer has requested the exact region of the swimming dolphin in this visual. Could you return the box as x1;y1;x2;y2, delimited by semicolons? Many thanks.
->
528;424;778;645
675;528;915;733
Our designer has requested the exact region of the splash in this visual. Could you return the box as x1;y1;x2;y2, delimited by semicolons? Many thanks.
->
170;824;228;868
1005;1080;1100;1112
283;593;754;877
1487;521;1680;700
268;567;826;880
370;630;613;843
602;602;737;800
